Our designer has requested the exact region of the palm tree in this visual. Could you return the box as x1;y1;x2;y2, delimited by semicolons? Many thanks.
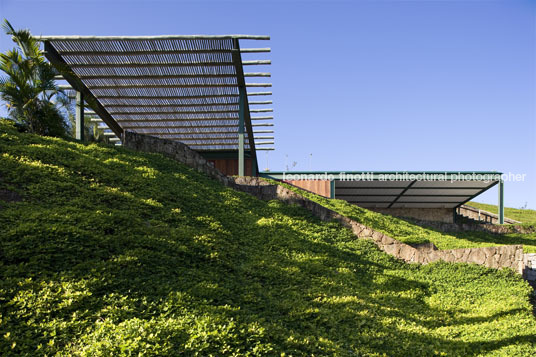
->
0;19;67;136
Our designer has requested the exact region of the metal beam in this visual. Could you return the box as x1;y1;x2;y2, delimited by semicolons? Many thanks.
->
108;109;272;115
130;133;273;140
333;194;474;197
85;83;271;89
330;180;335;199
343;200;461;205
249;100;272;105
244;72;271;77
250;116;273;120
122;124;239;129
115;118;239;123
186;142;251;147
68;60;270;68
238;86;245;176
232;38;258;176
456;181;499;208
247;91;272;96
104;103;239;108
387;181;416;208
56;48;271;56
75;73;270;80
250;108;273;113
94;93;269;100
138;135;239;140
124;129;237;134
97;94;239;100
252;158;257;176
43;41;123;137
243;60;271;65
110;110;240;115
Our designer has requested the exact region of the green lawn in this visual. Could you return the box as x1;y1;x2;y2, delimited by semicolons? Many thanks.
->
467;201;536;225
1;120;535;356
272;180;536;254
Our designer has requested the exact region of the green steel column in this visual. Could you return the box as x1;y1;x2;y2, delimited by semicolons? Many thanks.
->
498;179;504;224
330;180;335;199
75;91;84;141
238;87;245;176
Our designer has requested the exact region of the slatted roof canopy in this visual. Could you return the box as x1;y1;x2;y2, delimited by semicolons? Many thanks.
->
39;35;274;153
260;171;501;209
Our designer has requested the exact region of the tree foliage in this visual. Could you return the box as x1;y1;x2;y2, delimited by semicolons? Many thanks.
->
0;19;68;136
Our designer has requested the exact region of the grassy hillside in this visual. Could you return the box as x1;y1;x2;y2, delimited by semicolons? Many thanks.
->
1;120;535;356
467;201;536;225
272;180;536;254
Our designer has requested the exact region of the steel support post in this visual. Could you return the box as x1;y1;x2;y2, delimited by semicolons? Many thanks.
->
498;179;504;224
75;91;84;141
238;87;245;176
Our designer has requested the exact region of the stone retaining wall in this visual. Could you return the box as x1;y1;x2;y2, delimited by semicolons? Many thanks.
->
371;207;454;223
458;205;521;225
409;218;536;235
122;131;527;276
233;177;525;275
525;254;536;282
123;131;233;187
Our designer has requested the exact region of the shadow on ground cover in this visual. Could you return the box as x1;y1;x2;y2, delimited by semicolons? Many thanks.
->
1;121;535;356
396;216;536;254
273;180;536;254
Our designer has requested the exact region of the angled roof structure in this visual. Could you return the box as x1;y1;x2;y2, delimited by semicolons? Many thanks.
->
260;171;502;209
39;35;274;157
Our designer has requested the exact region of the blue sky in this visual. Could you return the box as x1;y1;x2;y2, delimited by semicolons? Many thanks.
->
1;0;535;208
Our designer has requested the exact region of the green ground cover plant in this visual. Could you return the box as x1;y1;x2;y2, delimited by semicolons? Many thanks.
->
270;180;536;253
467;201;536;225
1;120;535;356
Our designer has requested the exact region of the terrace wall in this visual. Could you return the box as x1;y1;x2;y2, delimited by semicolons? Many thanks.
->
457;205;521;225
233;177;525;275
122;131;529;278
370;207;454;224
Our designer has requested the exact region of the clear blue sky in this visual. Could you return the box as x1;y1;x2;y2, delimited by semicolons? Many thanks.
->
1;0;535;208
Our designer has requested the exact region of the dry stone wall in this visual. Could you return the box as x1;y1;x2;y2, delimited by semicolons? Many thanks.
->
232;177;525;275
525;254;536;281
458;205;521;225
122;132;527;276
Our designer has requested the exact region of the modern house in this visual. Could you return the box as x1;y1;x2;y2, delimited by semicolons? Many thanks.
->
39;34;505;224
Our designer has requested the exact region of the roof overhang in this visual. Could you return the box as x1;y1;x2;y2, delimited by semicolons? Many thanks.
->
37;34;274;156
260;171;502;209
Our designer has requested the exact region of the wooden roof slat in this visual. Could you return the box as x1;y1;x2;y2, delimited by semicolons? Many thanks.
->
56;48;270;56
41;35;273;151
68;61;270;68
83;83;271;89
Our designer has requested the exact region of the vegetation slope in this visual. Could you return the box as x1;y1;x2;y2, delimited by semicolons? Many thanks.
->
1;120;535;356
467;201;536;225
272;181;536;254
